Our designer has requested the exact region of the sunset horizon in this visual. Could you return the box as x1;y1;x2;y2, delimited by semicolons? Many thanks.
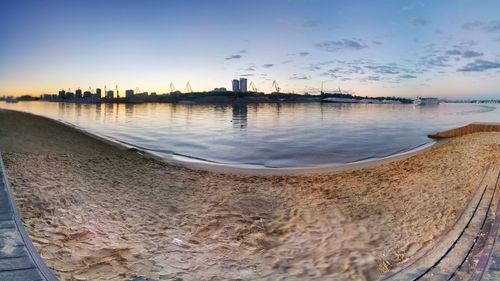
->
1;2;500;281
2;0;500;99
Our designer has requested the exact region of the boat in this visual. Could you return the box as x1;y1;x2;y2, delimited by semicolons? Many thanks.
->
414;97;439;105
321;97;360;103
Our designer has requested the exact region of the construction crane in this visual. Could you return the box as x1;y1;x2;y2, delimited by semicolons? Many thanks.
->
320;82;324;95
115;85;120;98
185;82;192;93
272;80;280;93
249;81;258;92
169;82;176;94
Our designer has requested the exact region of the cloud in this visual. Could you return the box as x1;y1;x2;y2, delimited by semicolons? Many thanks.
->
372;40;383;45
446;49;462;56
461;20;500;32
239;49;248;54
308;64;321;71
316;39;368;52
318;59;420;83
447;49;483;58
453;40;478;49
461;50;483;58
320;61;367;80
240;73;254;77
298;52;310;56
365;63;405;75
263;64;274;68
243;67;255;71
457;59;500;72
410;17;427;27
419;54;450;68
366;76;380;81
303;20;321;28
461;21;482;30
289;74;311;80
225;54;242;60
317;60;335;66
400;74;417;79
483;21;500;32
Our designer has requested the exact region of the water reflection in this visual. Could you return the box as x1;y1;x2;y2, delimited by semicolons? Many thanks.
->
232;104;248;129
1;101;499;167
125;104;134;119
105;103;114;119
95;104;101;121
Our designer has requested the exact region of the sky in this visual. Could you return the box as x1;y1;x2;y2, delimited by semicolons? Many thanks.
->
1;0;500;98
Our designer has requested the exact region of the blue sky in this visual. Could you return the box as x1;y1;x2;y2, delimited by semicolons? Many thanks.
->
1;0;500;98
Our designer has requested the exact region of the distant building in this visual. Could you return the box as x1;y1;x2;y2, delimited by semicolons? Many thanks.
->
106;90;114;99
96;88;102;99
239;78;247;93
58;90;66;99
83;91;92;98
75;89;82;99
150;92;157;96
214;87;227;92
232;79;240;92
125;89;134;98
66;92;75;99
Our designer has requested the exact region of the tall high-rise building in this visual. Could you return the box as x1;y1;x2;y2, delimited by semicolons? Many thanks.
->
239;78;247;93
96;88;102;99
75;89;82;98
125;89;134;98
232;79;240;92
106;90;114;99
58;90;66;99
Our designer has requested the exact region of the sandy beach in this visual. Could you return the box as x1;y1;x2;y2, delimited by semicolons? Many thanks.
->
0;110;499;281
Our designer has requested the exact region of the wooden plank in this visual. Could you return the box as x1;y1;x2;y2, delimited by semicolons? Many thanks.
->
0;267;43;281
0;213;13;221
0;245;29;259
0;256;36;271
0;220;15;229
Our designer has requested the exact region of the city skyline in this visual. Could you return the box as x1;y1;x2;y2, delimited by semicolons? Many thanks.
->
2;0;500;98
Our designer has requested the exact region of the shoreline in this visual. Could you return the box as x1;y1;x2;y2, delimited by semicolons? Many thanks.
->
1;108;438;176
1;109;499;280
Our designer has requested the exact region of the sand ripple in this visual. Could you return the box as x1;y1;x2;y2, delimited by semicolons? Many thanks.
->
1;111;499;280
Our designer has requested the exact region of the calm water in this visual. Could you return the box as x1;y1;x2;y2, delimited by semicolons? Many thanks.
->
1;101;499;168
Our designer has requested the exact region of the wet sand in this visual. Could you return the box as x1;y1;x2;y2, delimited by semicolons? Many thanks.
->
0;109;499;281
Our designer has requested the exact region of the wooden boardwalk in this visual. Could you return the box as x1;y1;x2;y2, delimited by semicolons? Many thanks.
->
381;165;500;281
0;154;58;281
472;170;500;281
